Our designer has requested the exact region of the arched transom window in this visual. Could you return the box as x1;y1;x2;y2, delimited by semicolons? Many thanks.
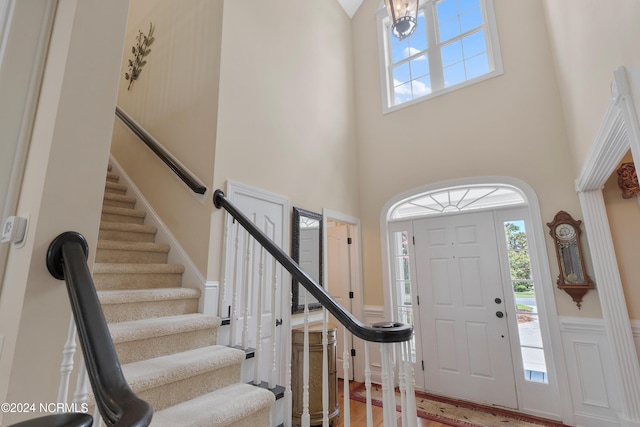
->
390;184;526;219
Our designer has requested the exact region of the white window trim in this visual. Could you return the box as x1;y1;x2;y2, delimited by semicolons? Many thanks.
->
376;0;504;114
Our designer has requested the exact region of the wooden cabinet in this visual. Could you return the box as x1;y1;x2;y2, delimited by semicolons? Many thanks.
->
292;323;339;426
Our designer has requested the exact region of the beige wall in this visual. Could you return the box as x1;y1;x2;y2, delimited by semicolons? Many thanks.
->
603;152;640;320
111;0;223;275
0;0;129;423
543;0;640;176
209;0;360;279
543;0;640;320
351;0;599;316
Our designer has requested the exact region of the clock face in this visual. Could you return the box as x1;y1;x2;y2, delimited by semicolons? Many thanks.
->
555;223;576;240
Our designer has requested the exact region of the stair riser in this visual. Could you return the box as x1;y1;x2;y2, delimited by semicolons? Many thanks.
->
233;407;271;427
135;364;242;411
116;329;218;364
99;229;156;242
103;299;199;323
105;187;127;196
95;249;168;264
103;198;136;209
101;212;145;225
94;273;184;290
106;173;119;183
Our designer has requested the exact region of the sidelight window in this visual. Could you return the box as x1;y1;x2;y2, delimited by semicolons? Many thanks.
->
503;220;548;383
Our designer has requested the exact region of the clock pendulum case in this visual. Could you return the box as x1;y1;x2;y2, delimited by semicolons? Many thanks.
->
547;211;595;308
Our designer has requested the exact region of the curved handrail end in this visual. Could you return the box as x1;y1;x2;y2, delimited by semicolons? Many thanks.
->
213;189;225;209
46;232;89;280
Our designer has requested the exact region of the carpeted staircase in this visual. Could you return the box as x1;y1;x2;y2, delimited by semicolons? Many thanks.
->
93;165;275;426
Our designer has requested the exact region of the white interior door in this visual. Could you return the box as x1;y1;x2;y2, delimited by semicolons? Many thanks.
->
413;211;517;408
224;182;288;385
327;222;354;380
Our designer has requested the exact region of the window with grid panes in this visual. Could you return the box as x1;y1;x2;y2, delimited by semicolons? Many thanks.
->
377;0;503;112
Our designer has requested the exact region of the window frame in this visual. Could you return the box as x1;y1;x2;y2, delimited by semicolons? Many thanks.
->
376;0;504;113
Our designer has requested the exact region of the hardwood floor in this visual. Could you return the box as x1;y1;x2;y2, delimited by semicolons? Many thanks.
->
330;380;448;427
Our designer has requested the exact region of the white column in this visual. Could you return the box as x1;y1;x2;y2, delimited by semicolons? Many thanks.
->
578;189;640;426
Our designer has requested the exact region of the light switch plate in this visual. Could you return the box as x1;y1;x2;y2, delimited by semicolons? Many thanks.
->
1;216;27;245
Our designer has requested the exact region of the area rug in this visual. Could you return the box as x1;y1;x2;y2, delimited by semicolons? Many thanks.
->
349;383;569;427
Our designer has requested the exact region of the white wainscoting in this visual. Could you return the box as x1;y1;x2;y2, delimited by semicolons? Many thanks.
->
366;308;640;426
559;316;640;427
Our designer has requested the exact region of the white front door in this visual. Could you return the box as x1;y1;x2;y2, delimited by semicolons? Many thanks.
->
413;211;517;408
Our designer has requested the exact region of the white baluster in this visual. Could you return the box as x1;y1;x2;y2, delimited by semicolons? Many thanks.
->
57;317;77;405
396;343;407;427
72;361;89;405
284;277;293;427
220;217;231;316
380;343;396;427
269;256;278;389
403;340;418;427
242;233;253;350
301;289;310;427
254;247;265;385
364;342;373;427
342;327;351;427
322;309;329;427
230;223;242;348
93;406;103;427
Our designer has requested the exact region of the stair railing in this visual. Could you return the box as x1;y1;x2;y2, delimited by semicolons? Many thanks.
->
214;190;417;427
114;106;207;195
7;232;153;427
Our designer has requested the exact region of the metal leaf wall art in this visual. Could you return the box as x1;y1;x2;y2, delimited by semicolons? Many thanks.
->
125;22;155;90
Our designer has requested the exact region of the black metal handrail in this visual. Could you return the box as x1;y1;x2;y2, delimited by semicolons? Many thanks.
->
44;232;153;427
115;106;207;195
213;190;413;343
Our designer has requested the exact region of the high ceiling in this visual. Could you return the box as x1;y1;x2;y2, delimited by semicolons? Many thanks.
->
336;0;364;18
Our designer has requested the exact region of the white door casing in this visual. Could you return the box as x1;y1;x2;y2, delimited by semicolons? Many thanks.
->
413;210;517;408
327;221;354;380
323;209;365;383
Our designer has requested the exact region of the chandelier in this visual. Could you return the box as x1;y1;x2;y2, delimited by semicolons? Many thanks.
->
384;0;419;40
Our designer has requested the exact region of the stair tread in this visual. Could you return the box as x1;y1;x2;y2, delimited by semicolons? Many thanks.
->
97;240;170;252
104;192;136;202
151;383;274;427
122;345;245;390
102;205;146;218
105;181;128;192
98;287;200;304
99;221;157;233
106;171;119;180
109;313;220;343
94;263;184;274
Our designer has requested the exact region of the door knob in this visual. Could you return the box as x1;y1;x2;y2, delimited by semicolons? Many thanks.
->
494;297;502;304
496;311;504;318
